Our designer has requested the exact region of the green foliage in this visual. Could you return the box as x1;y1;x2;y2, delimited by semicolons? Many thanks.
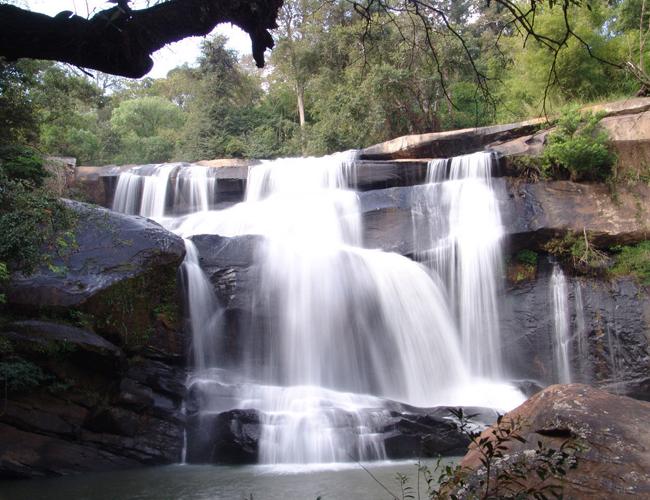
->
544;231;609;274
0;357;49;393
0;59;40;145
111;96;184;139
0;144;46;186
516;250;538;267
610;240;650;284
0;170;77;275
542;109;617;181
509;155;544;181
0;1;645;164
0;261;8;304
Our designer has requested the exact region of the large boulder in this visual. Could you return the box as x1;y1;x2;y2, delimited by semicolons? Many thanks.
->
458;384;650;499
7;200;186;354
0;201;188;478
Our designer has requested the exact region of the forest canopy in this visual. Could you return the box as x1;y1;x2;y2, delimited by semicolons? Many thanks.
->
1;0;648;164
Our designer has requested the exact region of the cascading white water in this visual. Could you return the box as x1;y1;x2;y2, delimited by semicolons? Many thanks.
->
112;151;525;466
174;166;217;214
550;264;572;383
181;239;222;371
112;163;219;217
417;152;504;377
574;282;589;382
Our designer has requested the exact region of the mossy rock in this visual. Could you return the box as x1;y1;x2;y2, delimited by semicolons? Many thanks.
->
82;263;183;355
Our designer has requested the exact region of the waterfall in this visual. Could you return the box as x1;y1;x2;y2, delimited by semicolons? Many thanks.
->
112;152;525;466
180;239;222;371
574;282;589;382
417;152;504;377
112;163;220;218
173;166;217;215
550;264;572;383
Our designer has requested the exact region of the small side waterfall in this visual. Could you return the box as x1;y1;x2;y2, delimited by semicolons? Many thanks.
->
574;282;590;382
180;239;222;371
550;264;572;383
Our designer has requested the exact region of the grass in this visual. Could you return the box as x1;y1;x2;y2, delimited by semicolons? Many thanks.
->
611;241;650;285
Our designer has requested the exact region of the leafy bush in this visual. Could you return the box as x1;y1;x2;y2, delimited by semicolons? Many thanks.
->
392;409;579;500
516;249;538;267
0;261;7;304
542;109;616;182
610;241;650;285
0;144;47;186
0;171;76;275
0;358;49;393
544;231;608;275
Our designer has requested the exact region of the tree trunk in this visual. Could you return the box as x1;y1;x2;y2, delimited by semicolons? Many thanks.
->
296;84;306;128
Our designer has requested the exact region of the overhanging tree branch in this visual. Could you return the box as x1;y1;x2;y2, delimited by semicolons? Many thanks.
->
0;0;284;78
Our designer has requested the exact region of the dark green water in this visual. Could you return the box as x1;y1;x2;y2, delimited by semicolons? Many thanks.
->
0;459;458;500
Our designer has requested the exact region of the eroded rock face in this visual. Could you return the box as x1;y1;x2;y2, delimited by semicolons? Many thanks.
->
0;335;187;479
502;180;650;251
359;179;650;256
458;384;650;499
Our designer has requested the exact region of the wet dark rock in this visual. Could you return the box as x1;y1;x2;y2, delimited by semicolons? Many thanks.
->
459;384;650;499
125;357;186;402
382;407;498;459
500;261;650;400
0;326;187;478
85;407;140;437
186;409;260;465
511;379;545;398
0;422;139;479
2;320;124;374
190;233;259;271
183;403;497;464
189;234;268;368
353;159;430;190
